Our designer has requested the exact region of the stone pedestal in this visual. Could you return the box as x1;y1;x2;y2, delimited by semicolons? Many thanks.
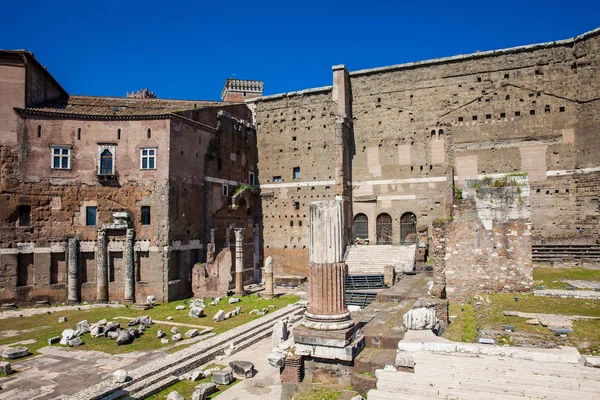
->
234;228;244;295
263;256;274;299
123;228;135;303
67;238;79;304
294;200;363;362
96;228;108;303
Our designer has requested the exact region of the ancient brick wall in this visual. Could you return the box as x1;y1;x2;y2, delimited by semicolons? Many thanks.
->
444;178;533;300
252;89;337;277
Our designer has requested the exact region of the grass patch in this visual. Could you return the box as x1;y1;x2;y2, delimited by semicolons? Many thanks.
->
146;374;239;399
294;387;344;400
444;293;600;354
0;294;297;362
533;267;600;289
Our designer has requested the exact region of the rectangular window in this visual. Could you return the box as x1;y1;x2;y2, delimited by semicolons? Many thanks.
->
222;184;228;196
140;148;156;169
273;176;282;183
86;206;97;226
18;205;31;226
141;206;151;225
293;167;301;180
51;146;71;169
249;172;255;186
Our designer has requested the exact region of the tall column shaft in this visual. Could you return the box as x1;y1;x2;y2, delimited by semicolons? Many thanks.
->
96;228;108;303
124;228;135;303
234;228;244;295
67;238;79;304
253;224;260;283
263;256;274;299
303;200;353;330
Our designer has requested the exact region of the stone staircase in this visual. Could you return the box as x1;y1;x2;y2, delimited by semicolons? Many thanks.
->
532;244;600;264
368;351;600;400
345;245;416;275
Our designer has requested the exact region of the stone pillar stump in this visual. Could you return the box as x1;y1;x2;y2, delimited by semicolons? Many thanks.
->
67;238;79;304
123;228;135;303
263;256;274;299
234;228;244;295
96;228;108;303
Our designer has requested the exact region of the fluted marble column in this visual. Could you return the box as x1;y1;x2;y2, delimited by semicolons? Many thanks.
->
303;200;353;330
263;256;274;299
96;228;108;303
234;228;244;295
123;228;135;303
67;238;79;304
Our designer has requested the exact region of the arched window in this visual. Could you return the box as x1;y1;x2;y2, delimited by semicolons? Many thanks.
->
100;149;114;175
376;213;393;245
430;130;436;140
438;129;444;139
400;212;417;244
353;214;368;240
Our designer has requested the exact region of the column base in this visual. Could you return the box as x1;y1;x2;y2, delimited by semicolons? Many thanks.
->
122;299;134;304
302;311;354;330
95;298;108;304
66;299;79;305
262;291;274;299
294;321;364;362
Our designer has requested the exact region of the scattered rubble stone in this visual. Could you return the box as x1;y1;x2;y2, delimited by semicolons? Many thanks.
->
116;330;134;345
68;337;83;347
167;391;185;400
48;336;60;345
192;382;217;400
214;310;225;322
161;338;169;344
167;316;173;321
58;316;67;323
172;333;181;341
76;320;90;333
175;305;185;311
147;295;157;305
228;297;240;304
157;330;166;338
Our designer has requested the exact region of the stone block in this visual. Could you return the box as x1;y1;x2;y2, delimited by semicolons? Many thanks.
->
212;368;234;385
116;330;134;345
228;297;241;304
171;327;179;334
403;307;437;330
147;295;157;305
166;391;184;400
188;307;205;318
76;320;90;333
229;360;254;378
185;329;199;338
58;316;67;323
68;337;83;347
267;351;285;368
107;331;119;339
214;310;225;322
176;305;185;310
172;333;181;341
272;320;289;350
2;346;29;360
113;369;128;383
395;351;414;368
192;382;217;400
161;338;169;344
157;330;166;338
48;336;60;345
0;361;13;375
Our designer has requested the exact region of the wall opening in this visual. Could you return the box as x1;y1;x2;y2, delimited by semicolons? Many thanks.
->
17;253;34;286
400;212;417;244
353;213;368;240
376;213;393;245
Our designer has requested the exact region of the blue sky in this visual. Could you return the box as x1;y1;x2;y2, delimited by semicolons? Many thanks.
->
2;1;599;100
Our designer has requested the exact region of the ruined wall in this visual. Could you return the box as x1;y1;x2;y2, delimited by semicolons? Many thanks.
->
252;89;337;277
0;62;25;146
444;178;533;300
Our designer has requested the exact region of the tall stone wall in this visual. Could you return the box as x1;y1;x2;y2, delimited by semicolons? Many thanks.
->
444;178;533;300
252;29;600;278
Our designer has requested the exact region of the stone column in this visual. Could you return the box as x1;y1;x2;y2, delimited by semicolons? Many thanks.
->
263;256;274;299
234;228;244;295
253;223;260;283
67;238;79;304
96;228;108;303
226;227;231;248
123;228;135;303
210;228;216;245
303;200;353;330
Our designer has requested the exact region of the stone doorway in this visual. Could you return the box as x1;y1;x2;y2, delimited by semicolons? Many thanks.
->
400;212;417;244
376;213;393;245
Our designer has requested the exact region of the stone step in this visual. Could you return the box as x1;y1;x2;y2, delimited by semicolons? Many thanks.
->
375;369;598;399
415;363;600;393
415;354;600;381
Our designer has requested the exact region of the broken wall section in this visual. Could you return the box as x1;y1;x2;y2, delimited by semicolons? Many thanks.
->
445;175;533;300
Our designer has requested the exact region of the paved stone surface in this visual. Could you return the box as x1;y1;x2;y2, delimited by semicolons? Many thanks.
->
212;335;283;400
563;280;600;290
0;346;165;399
534;289;600;299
